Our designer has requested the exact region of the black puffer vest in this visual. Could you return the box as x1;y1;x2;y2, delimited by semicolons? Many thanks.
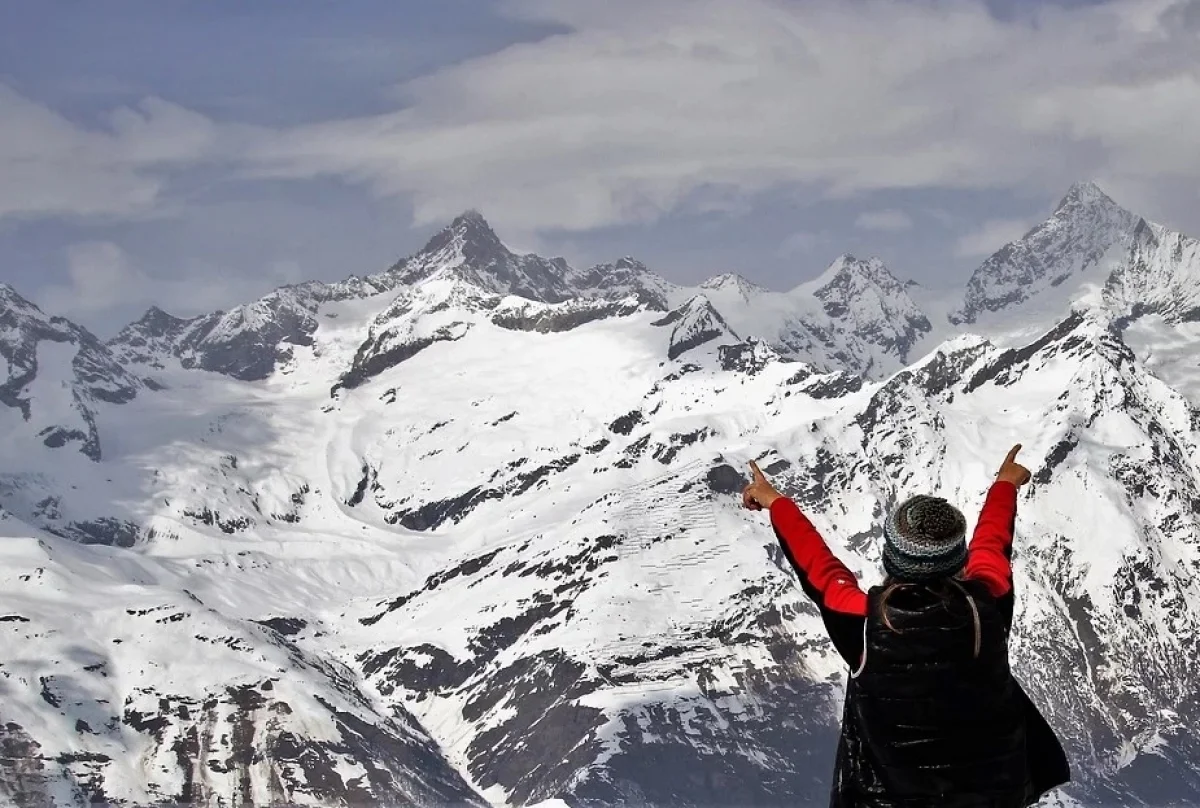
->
830;579;1039;808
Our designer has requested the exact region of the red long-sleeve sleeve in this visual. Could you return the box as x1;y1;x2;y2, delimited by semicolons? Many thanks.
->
769;497;867;616
963;481;1018;597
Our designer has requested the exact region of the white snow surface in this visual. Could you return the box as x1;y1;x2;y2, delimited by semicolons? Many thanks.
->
2;188;1200;806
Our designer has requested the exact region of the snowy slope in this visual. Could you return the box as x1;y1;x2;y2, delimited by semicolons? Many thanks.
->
3;183;1200;806
0;512;485;807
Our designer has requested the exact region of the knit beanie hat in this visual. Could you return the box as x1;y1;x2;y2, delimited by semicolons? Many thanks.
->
883;495;968;582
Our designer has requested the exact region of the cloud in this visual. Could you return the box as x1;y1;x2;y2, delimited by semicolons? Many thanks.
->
924;208;958;227
855;209;914;232
954;218;1033;258
0;84;236;221
37;241;304;331
42;242;151;314
776;230;825;258
5;0;1200;241
237;0;1200;235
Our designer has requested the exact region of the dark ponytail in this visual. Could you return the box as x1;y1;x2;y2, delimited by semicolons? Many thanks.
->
878;577;981;659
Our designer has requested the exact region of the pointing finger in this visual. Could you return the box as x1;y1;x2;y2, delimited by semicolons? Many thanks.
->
749;459;767;482
1004;444;1022;465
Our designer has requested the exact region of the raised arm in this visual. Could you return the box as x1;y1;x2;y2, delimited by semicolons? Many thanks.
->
769;497;867;616
963;481;1018;597
964;444;1031;598
743;461;866;616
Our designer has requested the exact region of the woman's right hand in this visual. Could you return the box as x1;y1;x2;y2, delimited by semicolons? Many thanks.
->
996;444;1032;487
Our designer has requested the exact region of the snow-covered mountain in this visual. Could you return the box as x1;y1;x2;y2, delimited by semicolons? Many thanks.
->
3;183;1200;806
950;182;1142;326
0;283;144;464
794;254;933;374
106;214;931;386
1105;219;1200;325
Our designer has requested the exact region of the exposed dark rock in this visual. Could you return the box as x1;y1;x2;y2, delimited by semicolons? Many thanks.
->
54;518;141;548
1034;435;1080;485
952;183;1139;324
718;340;779;375
364;548;503;625
763;459;792;476
707;463;748;495
812;255;932;363
340;322;472;391
0;721;55;808
802;371;864;400
346;463;375;507
609;410;645;435
462;652;606;804
364;644;476;697
508;535;622;581
390;453;582;531
394;210;576;304
584;438;610;454
655;297;739;361
574;257;671;311
182;507;253;535
391;486;502;532
255;617;308;637
653;428;716;465
492;298;642;333
615;435;652;469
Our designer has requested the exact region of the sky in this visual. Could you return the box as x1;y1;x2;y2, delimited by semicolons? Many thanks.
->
2;0;1199;336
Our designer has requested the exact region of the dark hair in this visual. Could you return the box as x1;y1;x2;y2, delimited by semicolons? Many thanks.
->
878;577;981;659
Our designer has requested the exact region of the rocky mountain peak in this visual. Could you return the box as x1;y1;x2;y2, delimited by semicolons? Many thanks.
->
698;273;766;299
0;283;44;320
612;256;647;272
130;305;190;336
814;254;902;292
1054;180;1120;215
0;286;143;462
798;254;931;365
1104;218;1200;324
417;209;511;268
951;182;1141;325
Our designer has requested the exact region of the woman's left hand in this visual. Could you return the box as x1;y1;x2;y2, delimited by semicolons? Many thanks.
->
742;460;783;511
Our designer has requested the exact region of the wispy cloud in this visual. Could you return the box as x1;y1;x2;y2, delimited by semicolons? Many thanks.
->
37;240;304;330
954;218;1033;258
4;0;1200;243
855;209;913;232
239;0;1200;234
0;84;243;221
776;230;825;258
39;242;151;315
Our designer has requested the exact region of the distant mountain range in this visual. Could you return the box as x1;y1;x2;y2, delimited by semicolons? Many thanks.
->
1;181;1199;806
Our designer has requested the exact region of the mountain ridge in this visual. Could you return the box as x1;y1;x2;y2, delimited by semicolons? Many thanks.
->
2;184;1200;805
